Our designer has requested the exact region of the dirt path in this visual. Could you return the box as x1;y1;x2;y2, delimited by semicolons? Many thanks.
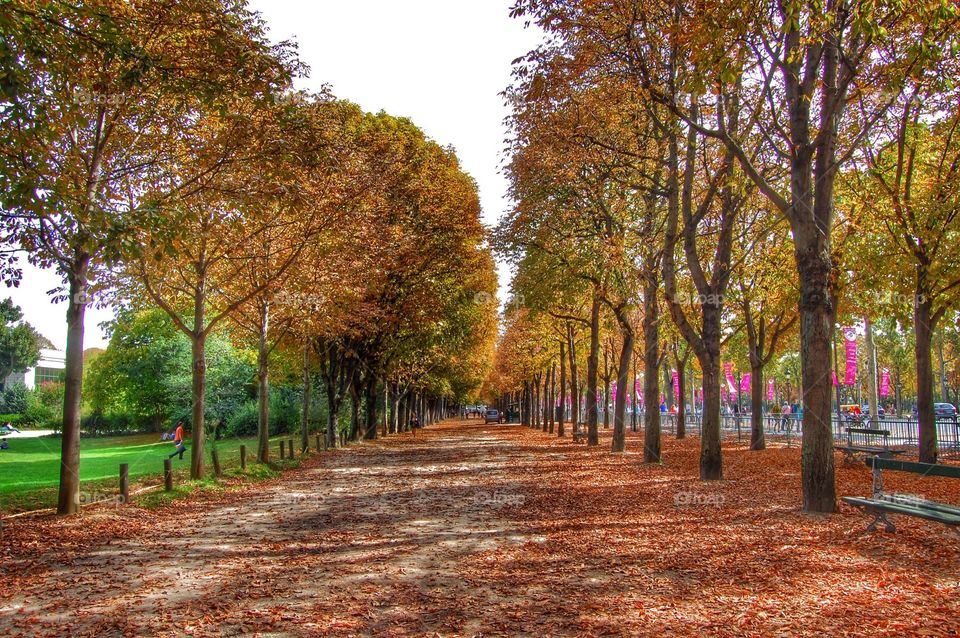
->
2;419;958;637
1;421;552;637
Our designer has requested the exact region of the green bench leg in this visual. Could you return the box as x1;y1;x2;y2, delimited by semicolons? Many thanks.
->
866;509;896;533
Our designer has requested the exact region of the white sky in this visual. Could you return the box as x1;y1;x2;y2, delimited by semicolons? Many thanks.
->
8;0;541;351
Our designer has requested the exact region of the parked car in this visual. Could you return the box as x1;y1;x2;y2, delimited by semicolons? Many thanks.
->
934;403;957;419
859;404;885;418
484;409;502;424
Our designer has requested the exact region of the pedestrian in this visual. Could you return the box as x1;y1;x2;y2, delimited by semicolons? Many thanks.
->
167;421;187;460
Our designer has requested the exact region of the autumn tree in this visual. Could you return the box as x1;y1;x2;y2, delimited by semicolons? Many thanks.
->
510;0;959;511
0;0;295;512
845;63;960;461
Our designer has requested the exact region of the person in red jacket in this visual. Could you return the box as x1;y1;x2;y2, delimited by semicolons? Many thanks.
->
167;421;187;460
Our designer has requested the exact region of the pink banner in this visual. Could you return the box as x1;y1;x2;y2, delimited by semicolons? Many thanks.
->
880;369;890;397
843;327;857;385
767;378;775;401
721;384;728;402
611;381;618;404
672;370;680;399
832;370;838;386
724;362;737;395
696;388;703;402
740;373;751;393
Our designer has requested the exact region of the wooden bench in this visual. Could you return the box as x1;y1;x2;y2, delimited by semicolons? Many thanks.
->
834;427;904;465
842;457;960;533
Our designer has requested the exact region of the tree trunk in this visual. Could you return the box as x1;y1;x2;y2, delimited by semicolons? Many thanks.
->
256;305;271;463
521;381;530;426
548;363;556;433
56;261;89;515
534;374;542;430
586;294;601;446
612;314;634;453
663;365;674;411
915;292;938;463
300;339;310;453
364;376;378;440
750;363;765;450
795;239;837;511
558;341;566;437
699;358;722;478
676;362;686;441
567;323;579;435
642;276;661;463
392;383;401;434
632;355;639;433
324;360;341;448
190;330;206;480
349;383;360;441
864;316;879;428
602;344;611;430
938;330;949;404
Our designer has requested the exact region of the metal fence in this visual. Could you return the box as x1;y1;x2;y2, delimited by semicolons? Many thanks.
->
585;409;960;457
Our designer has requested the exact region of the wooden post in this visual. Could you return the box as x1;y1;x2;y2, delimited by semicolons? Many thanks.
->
240;444;247;470
315;434;322;451
287;439;294;458
279;440;286;460
164;459;173;491
211;448;222;477
119;463;129;504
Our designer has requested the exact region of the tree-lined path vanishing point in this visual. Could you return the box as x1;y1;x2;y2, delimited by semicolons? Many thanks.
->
2;421;958;637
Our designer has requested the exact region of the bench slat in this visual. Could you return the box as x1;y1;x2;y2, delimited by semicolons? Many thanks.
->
846;427;891;436
842;496;960;526
835;445;890;454
878;494;960;517
865;457;960;479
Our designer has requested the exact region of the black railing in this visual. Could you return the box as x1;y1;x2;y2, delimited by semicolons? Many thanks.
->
557;407;960;457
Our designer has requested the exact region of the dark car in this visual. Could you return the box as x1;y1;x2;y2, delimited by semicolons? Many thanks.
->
484;409;501;424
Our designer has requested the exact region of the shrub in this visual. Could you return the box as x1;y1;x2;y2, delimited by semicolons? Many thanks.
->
1;382;29;413
222;390;303;439
81;412;134;435
0;412;28;426
224;401;258;438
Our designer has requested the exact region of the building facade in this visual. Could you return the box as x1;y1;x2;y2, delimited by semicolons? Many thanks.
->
3;348;66;390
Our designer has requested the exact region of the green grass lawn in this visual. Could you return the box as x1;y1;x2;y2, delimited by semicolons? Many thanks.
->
0;432;301;513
